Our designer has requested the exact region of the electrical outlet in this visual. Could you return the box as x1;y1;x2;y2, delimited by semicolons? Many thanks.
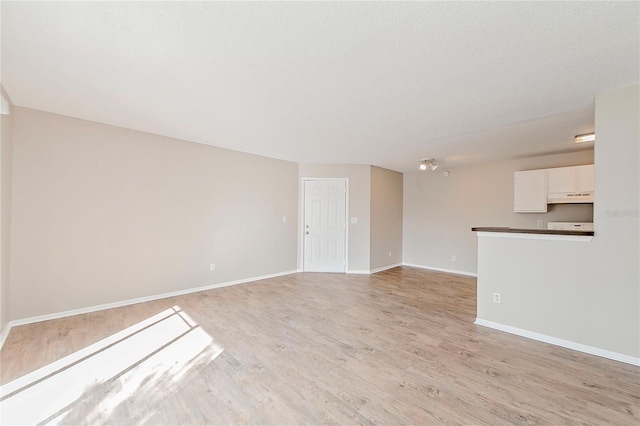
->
210;264;216;271
537;220;543;227
451;255;456;261
282;216;287;223
493;293;501;303
388;251;392;257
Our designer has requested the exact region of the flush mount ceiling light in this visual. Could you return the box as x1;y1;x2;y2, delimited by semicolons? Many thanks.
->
574;133;595;144
419;159;438;171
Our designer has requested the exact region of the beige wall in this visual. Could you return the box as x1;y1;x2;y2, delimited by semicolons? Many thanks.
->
476;84;639;359
403;150;595;274
10;107;299;320
0;88;13;333
298;164;371;271
370;166;402;270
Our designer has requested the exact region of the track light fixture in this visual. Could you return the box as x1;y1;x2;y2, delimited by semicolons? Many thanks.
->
419;159;438;171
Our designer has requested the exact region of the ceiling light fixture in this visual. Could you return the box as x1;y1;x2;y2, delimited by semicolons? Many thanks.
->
574;132;595;144
419;159;438;171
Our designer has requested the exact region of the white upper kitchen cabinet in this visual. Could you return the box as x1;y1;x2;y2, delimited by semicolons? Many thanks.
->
547;167;576;194
576;164;595;192
514;169;548;213
547;164;594;203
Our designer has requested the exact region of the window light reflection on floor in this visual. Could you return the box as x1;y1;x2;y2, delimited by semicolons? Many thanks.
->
0;306;223;425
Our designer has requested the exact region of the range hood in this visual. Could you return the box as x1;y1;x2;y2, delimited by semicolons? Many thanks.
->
547;191;594;204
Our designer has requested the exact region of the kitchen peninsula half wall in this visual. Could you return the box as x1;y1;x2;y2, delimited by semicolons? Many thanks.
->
471;84;639;366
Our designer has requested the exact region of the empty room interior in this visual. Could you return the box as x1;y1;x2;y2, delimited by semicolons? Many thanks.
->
0;2;639;425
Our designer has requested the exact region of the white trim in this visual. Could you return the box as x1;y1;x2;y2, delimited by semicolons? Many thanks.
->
345;180;350;273
0;323;12;350
402;262;477;277
476;231;593;242
0;269;298;350
300;177;349;273
370;263;402;274
1;93;10;115
346;269;370;275
347;264;403;275
475;318;640;367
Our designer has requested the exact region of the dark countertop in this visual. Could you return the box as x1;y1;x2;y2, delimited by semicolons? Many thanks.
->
471;227;594;236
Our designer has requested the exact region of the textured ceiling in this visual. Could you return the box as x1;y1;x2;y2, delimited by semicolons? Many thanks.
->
2;2;638;172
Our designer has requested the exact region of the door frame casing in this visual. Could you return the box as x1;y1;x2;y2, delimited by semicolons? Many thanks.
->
299;177;349;273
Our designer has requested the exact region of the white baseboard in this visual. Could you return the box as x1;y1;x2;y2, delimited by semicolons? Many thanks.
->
346;264;402;275
369;263;402;274
346;269;370;275
0;269;298;351
349;263;470;276
475;318;640;367
0;323;11;351
402;262;477;277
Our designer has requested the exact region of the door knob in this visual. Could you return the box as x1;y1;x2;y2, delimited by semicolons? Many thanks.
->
305;231;309;235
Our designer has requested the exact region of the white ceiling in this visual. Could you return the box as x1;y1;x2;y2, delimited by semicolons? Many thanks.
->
2;2;638;172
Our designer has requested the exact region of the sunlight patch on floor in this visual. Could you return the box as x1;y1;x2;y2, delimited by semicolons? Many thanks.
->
0;306;223;425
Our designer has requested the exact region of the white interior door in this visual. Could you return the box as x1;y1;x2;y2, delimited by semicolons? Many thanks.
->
303;180;346;272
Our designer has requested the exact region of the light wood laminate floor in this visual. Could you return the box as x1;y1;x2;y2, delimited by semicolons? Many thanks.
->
1;267;638;425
